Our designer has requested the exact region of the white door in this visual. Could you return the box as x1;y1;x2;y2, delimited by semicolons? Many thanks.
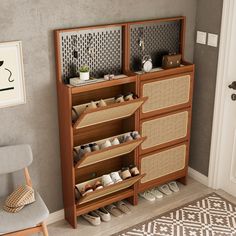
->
209;0;236;197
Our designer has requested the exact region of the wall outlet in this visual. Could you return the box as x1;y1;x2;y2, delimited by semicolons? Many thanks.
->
196;31;207;45
208;33;218;47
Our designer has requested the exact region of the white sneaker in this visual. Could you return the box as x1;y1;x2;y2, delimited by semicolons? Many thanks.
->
158;184;172;195
94;208;111;222
82;211;101;226
168;181;179;192
100;140;112;149
111;138;120;146
150;188;164;199
139;191;155;201
97;99;107;107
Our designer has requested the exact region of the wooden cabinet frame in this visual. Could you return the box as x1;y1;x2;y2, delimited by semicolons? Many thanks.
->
54;16;194;228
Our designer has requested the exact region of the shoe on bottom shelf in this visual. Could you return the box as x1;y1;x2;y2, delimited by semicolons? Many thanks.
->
168;181;179;193
82;211;101;226
115;201;131;214
158;184;172;195
94;207;111;222
105;204;123;217
150;188;164;199
139;191;155;202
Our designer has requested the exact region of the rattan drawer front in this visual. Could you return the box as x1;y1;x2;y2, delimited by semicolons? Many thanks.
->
141;111;188;150
73;97;147;129
142;75;191;113
141;144;186;183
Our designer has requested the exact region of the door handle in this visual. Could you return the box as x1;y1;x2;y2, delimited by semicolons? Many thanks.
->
232;94;236;101
228;81;236;90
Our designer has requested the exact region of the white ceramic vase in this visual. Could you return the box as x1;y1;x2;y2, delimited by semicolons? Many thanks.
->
80;71;89;81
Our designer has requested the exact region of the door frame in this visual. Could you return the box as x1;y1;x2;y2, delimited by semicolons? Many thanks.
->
208;0;235;188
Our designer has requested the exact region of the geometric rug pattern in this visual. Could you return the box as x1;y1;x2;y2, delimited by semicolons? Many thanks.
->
113;193;236;236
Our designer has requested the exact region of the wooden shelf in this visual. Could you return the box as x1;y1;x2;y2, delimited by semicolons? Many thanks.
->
74;135;147;169
138;63;195;82
73;97;148;129
70;75;137;94
76;174;145;205
76;189;134;216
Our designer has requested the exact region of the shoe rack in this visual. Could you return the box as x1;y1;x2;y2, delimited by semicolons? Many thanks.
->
54;16;194;228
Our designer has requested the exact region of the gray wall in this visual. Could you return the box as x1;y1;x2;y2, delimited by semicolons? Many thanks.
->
189;0;223;176
0;0;198;213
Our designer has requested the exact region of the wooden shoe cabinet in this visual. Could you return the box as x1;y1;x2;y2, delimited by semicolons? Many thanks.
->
55;16;194;228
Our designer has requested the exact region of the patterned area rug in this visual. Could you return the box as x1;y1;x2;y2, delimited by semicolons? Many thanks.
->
112;193;236;236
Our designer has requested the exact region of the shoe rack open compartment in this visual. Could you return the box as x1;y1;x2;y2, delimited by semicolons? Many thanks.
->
72;97;147;130
73;116;136;146
76;174;145;205
71;79;147;130
73;115;145;168
76;189;134;216
75;157;145;205
74;132;146;168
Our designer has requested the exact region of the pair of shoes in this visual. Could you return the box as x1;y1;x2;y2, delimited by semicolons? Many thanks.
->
85;99;107;111
119;131;141;143
100;137;120;149
102;171;122;186
120;165;140;180
79;180;104;196
115;93;138;103
101;165;140;186
139;188;164;202
105;201;131;217
139;182;180;201
81;143;100;153
158;181;179;195
82;207;111;226
74;144;98;164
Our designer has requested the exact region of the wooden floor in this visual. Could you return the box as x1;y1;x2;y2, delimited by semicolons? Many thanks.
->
48;178;236;236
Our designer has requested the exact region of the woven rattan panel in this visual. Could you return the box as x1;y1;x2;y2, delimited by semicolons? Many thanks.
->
141;111;188;150
130;20;181;71
142;75;191;113
141;144;186;183
74;99;145;129
59;26;122;80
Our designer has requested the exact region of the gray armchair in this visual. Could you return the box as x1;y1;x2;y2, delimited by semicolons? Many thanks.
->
0;145;49;235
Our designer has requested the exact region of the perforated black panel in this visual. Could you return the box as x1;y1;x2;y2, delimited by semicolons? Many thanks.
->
59;26;122;81
130;20;181;71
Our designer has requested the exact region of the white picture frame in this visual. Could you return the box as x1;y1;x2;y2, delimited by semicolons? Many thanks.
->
0;41;26;108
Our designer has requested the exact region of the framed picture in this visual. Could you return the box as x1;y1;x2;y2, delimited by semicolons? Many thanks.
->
0;41;26;108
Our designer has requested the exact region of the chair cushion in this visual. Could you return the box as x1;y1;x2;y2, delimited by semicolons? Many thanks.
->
0;191;49;234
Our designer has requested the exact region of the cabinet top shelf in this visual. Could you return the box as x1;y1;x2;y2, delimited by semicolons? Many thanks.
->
62;63;194;94
64;74;137;94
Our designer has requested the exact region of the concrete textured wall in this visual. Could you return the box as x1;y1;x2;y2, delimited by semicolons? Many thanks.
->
0;0;197;213
190;0;223;176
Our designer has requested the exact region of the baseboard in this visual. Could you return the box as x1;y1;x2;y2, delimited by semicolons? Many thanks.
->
46;209;64;225
188;167;209;186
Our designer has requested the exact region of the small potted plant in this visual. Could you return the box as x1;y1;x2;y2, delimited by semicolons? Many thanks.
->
79;65;90;81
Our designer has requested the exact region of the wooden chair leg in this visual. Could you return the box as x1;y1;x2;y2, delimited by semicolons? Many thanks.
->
41;222;49;236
